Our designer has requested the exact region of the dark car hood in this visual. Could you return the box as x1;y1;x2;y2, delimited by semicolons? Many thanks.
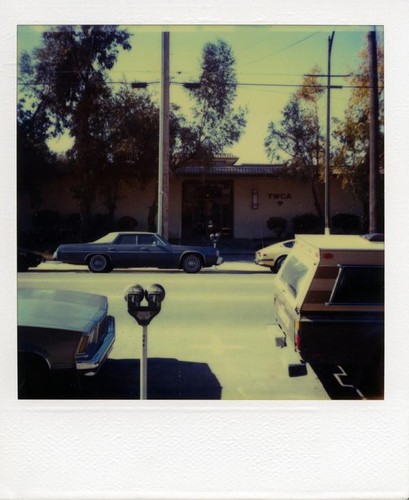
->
18;288;107;332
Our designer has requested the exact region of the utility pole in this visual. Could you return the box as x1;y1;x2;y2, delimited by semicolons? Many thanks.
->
324;31;335;235
306;33;347;236
157;32;170;238
368;29;380;233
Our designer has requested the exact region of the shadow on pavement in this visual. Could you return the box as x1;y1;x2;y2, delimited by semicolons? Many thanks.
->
19;358;223;400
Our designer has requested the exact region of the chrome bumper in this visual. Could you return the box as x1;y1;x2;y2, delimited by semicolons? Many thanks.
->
216;256;224;265
76;315;115;375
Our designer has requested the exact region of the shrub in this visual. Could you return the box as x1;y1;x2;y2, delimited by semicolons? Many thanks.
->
32;210;61;229
30;211;62;250
292;213;323;234
65;213;81;230
331;213;361;234
266;217;287;239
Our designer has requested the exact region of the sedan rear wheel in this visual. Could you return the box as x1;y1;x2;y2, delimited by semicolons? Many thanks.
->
182;254;202;273
88;254;112;273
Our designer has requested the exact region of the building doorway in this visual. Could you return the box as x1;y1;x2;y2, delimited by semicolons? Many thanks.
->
182;180;233;240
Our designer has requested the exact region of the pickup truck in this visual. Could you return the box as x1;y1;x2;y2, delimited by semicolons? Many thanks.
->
271;234;384;391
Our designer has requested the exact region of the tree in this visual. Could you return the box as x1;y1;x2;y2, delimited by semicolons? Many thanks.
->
19;25;132;238
264;69;325;217
17;102;56;210
100;86;161;228
132;39;248;231
101;86;192;231
332;41;384;229
180;39;247;166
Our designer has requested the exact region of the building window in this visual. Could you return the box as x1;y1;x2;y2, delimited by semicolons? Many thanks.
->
252;188;259;209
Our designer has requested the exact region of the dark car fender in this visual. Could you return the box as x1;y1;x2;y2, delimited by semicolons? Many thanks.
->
84;251;112;264
18;347;52;371
178;250;205;267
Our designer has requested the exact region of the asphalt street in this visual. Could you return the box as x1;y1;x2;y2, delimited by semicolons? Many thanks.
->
17;258;372;400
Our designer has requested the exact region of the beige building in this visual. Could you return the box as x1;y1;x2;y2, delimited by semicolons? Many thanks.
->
19;156;363;241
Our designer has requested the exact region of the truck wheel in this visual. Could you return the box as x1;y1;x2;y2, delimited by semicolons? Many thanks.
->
182;254;202;273
88;254;112;273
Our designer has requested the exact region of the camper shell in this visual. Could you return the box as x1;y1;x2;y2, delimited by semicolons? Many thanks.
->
272;234;384;375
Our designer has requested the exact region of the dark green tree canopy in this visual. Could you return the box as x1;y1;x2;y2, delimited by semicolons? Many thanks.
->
264;95;324;185
182;39;247;164
332;43;384;207
20;25;131;133
18;29;248;238
264;70;325;217
19;25;132;236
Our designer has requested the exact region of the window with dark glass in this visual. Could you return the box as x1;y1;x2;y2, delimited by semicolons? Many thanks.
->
138;234;157;245
115;234;137;245
330;265;384;305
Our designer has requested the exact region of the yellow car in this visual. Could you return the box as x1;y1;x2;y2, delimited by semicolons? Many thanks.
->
255;239;294;273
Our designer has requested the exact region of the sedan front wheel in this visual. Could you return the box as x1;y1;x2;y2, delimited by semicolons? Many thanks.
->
88;254;112;273
182;254;202;273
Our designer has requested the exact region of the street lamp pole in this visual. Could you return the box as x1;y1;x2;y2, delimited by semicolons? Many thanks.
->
157;32;170;238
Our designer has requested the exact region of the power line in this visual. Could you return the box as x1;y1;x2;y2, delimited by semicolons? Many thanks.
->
18;79;380;90
243;32;320;66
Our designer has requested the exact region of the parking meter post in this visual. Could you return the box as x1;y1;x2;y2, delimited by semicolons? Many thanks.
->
124;283;166;401
141;325;148;400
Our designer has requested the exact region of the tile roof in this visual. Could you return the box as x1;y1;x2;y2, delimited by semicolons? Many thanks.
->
175;164;285;176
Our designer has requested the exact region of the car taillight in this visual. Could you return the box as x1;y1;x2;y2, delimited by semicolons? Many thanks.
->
294;320;300;350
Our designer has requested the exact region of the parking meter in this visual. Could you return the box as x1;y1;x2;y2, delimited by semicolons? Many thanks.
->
126;284;145;313
209;232;220;248
145;284;166;310
125;283;165;326
124;284;166;400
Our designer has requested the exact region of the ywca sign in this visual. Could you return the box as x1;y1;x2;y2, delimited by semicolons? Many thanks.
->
268;192;292;206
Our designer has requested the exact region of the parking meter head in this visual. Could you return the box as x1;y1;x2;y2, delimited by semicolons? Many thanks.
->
145;284;166;308
124;284;145;311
